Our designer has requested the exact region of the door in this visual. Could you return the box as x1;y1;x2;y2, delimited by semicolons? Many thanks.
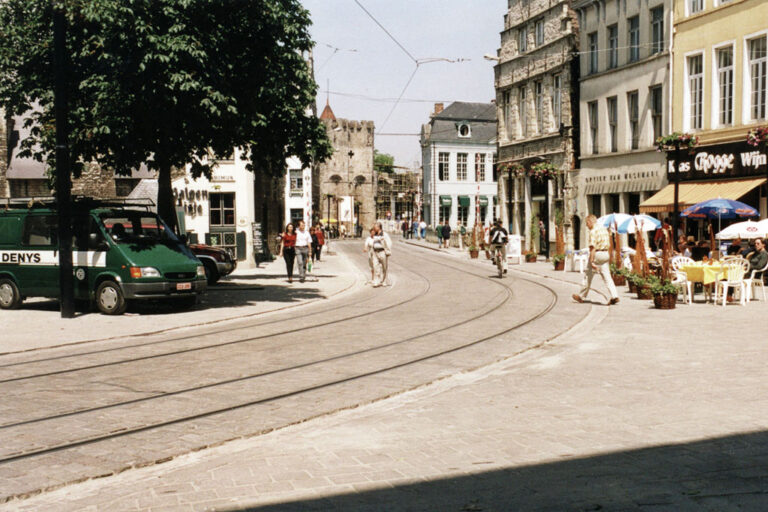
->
21;214;59;297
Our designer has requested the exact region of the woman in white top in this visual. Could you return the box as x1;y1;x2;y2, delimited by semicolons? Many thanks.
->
294;220;313;283
362;227;376;283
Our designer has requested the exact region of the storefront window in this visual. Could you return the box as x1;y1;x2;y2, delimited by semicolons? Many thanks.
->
210;192;235;226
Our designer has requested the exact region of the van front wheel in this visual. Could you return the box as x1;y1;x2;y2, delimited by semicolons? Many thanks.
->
96;281;127;315
0;278;22;309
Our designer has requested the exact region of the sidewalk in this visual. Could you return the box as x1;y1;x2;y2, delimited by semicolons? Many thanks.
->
0;250;362;354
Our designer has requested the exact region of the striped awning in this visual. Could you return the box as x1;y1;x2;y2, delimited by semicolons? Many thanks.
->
639;178;766;213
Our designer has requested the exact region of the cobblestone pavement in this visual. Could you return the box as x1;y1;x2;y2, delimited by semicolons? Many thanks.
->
0;244;359;354
0;241;585;506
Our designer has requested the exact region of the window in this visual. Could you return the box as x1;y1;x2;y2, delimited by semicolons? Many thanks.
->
22;216;57;246
628;91;639;149
628;16;639;62
749;36;767;121
687;54;704;129
535;81;544;133
589;32;598;74
476;153;486;182
518;26;527;53
503;90;513;140
590;195;602;217
438;152;449;181
289;169;303;197
439;204;450;223
552;75;562;128
457;153;468;181
535;19;544;47
607;96;618;152
716;46;734;126
209;192;236;226
689;0;703;14
650;85;663;141
608;24;618;68
588;101;598;154
458;123;471;137
519;86;528;137
651;7;664;54
458;203;469;225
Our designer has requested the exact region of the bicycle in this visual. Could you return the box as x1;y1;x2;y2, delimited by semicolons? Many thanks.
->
491;243;506;278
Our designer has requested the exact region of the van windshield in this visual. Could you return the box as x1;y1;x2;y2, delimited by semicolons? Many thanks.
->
101;212;179;244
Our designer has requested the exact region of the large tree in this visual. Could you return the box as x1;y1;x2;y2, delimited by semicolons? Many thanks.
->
0;0;332;228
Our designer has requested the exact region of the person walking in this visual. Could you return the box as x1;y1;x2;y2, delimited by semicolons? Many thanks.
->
278;223;297;283
368;224;391;287
401;219;409;239
294;220;313;283
363;227;376;283
375;222;392;286
412;219;420;240
459;222;467;250
436;222;443;247
573;214;619;305
441;220;452;249
419;219;427;239
313;223;325;262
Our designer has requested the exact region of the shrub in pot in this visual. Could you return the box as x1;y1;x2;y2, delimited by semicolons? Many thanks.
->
651;278;678;310
610;264;627;286
552;253;565;270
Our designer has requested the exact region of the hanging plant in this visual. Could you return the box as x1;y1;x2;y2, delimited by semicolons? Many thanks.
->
746;126;768;148
528;162;560;181
655;132;700;153
500;162;526;178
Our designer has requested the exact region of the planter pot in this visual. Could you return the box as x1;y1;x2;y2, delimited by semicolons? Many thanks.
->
611;274;626;286
636;285;653;300
628;281;637;293
553;260;565;271
653;292;678;309
525;254;537;263
469;250;479;259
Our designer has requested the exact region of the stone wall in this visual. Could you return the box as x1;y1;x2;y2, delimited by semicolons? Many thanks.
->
0;110;8;198
314;118;376;233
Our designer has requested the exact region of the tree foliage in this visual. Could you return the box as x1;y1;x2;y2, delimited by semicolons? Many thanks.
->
0;0;332;227
373;149;394;173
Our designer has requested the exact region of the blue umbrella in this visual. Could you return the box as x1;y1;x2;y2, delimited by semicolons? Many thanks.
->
681;198;758;238
616;214;661;234
597;213;632;231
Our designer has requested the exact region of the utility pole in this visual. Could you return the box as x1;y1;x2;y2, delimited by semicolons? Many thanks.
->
53;6;75;318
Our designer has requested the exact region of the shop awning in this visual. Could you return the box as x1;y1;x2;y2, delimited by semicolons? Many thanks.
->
639;178;766;213
478;196;489;207
439;195;452;207
458;195;470;207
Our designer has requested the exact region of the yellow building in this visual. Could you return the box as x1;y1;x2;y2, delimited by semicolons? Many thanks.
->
641;0;768;222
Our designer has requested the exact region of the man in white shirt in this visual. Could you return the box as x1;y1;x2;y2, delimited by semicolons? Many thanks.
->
294;220;313;283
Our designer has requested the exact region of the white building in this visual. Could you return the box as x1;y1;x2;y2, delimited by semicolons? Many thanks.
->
573;0;671;246
283;156;312;228
171;149;258;268
421;102;498;229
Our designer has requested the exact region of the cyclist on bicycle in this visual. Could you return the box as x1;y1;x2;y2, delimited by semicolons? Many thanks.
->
489;220;509;275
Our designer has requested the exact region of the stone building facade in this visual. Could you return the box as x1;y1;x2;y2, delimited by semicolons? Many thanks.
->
314;104;376;236
0;109;8;198
573;0;670;247
494;0;580;255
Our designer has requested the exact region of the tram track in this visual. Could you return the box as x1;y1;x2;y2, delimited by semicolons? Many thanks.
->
0;243;572;505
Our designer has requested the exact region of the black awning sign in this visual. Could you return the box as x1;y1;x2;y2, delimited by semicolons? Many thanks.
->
668;141;767;182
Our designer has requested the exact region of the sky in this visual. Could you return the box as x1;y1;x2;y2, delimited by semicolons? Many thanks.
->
302;0;507;169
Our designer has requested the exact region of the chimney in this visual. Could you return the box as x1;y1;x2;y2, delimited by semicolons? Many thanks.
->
433;103;444;116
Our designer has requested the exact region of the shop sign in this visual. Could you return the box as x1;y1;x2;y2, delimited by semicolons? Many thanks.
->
667;141;767;182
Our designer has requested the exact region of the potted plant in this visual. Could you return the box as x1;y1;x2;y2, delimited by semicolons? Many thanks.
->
552;208;566;270
651;278;678;309
655;132;700;153
636;274;658;300
527;214;539;262
626;272;642;294
610;264;628;286
528;162;560;181
468;243;479;259
552;253;565;270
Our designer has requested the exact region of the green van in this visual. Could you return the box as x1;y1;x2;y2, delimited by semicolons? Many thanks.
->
0;198;207;314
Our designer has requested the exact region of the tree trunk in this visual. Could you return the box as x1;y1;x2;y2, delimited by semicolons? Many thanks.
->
157;166;177;233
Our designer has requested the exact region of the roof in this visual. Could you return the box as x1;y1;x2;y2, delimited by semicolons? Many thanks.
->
434;102;496;122
319;101;336;121
422;102;497;145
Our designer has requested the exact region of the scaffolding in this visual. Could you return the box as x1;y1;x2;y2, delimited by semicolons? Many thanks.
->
375;167;421;221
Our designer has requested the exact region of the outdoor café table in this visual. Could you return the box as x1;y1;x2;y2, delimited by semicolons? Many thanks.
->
680;261;724;302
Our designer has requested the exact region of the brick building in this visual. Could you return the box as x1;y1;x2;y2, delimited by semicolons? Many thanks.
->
493;0;580;254
314;103;375;236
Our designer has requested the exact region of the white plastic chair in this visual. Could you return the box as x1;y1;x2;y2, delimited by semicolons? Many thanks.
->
714;259;750;306
745;260;768;301
572;249;589;274
670;256;694;304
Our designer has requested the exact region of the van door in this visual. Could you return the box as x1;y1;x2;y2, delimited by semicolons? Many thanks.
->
20;214;59;297
72;215;109;300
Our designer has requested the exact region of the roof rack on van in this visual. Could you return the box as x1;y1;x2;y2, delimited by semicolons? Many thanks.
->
0;196;156;210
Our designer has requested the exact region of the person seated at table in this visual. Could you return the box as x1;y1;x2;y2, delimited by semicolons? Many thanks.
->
727;238;743;256
746;238;767;272
742;239;756;258
676;241;691;258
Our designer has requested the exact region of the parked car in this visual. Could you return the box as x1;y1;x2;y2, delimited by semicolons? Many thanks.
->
189;243;236;284
0;198;206;315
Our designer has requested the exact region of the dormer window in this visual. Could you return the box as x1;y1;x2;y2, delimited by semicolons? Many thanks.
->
458;123;471;138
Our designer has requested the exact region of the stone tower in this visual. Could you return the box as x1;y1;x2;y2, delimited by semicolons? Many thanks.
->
314;110;375;236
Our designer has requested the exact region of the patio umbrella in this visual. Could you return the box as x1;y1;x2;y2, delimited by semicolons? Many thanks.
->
597;213;631;231
715;220;765;240
681;197;758;236
755;219;768;236
616;214;661;234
